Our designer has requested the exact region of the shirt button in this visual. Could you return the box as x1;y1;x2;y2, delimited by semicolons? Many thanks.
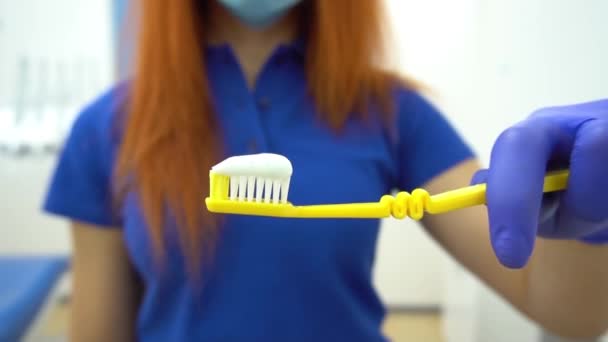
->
257;97;270;111
247;139;258;153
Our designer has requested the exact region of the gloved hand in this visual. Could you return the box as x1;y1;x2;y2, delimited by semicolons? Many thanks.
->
471;99;608;268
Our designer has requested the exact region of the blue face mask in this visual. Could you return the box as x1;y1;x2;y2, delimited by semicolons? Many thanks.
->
217;0;303;28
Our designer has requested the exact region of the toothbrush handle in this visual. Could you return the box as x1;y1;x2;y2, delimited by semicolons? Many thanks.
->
291;202;391;219
427;169;570;215
427;184;487;214
205;170;570;220
540;169;570;193
287;170;571;220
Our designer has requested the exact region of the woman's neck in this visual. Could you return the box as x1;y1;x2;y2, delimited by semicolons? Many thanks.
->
206;1;300;88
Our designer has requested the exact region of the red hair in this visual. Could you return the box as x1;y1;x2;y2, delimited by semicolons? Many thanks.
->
116;0;416;272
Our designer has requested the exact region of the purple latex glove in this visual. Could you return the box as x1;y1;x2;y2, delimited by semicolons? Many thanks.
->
471;99;608;268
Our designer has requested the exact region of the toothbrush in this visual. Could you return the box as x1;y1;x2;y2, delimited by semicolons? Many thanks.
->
204;153;569;220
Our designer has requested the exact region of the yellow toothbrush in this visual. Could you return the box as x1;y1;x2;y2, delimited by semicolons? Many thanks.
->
204;153;569;220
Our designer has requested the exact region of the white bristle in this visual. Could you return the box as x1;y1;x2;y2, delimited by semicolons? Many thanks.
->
238;176;247;201
256;178;264;202
264;178;272;203
272;180;281;204
247;176;255;201
230;177;238;200
281;178;290;203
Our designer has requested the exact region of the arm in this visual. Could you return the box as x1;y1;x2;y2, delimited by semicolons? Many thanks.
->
70;222;141;342
422;158;608;339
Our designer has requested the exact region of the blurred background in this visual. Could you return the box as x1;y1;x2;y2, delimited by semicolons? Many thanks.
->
0;0;606;341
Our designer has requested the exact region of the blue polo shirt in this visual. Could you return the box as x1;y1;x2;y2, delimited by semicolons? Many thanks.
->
43;41;474;341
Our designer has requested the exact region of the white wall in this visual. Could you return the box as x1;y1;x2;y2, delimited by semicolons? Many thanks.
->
0;157;69;254
0;0;114;254
0;0;114;133
374;219;449;307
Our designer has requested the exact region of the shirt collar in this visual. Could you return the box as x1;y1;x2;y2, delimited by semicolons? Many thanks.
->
205;35;307;60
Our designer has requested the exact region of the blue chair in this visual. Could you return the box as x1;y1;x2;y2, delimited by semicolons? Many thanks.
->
0;256;69;341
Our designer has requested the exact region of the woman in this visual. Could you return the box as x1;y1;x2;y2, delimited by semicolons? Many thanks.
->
44;0;608;341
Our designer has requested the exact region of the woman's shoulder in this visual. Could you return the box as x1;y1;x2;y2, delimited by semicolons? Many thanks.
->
379;75;448;136
383;76;475;189
69;81;130;141
57;81;131;175
43;82;131;226
389;77;439;114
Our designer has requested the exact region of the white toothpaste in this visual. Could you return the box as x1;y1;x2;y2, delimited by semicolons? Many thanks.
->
212;153;293;178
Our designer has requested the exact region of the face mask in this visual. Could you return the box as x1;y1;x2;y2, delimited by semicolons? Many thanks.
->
217;0;303;28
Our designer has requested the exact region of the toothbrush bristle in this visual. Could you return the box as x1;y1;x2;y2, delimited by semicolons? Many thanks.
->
272;180;281;204
255;178;264;202
238;176;247;201
247;176;255;201
281;178;290;204
264;178;272;203
225;175;290;204
230;177;238;200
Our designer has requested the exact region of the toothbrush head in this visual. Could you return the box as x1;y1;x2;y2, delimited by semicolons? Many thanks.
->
206;153;295;215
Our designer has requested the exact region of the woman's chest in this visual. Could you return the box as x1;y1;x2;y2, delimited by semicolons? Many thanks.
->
121;52;401;278
121;116;399;284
